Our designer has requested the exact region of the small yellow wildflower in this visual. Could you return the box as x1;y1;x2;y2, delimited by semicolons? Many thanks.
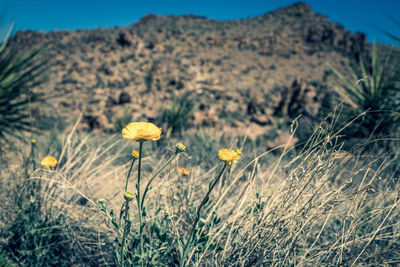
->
31;138;37;143
131;150;140;159
236;148;242;155
176;142;186;152
124;191;135;201
178;167;190;177
122;122;162;141
218;149;240;166
41;156;57;168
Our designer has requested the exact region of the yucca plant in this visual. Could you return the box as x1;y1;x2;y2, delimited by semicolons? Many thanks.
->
328;43;400;138
379;13;400;45
0;20;47;148
160;91;194;138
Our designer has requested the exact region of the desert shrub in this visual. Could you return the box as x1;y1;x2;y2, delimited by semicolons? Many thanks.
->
160;91;194;138
328;43;400;140
7;203;68;266
0;21;47;148
144;68;153;92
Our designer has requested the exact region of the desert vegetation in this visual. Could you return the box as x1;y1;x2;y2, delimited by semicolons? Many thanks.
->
1;3;400;267
2;108;400;266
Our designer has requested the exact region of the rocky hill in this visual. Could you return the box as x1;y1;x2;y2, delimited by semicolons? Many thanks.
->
9;2;368;140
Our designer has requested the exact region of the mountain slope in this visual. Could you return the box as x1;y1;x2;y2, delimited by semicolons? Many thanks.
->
9;2;367;137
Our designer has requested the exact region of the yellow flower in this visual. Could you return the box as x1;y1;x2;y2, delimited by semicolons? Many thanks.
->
176;142;186;152
178;167;190;177
31;138;37;143
124;191;135;201
131;150;140;159
122;122;162;141
218;149;240;165
41;156;57;168
236;148;242;155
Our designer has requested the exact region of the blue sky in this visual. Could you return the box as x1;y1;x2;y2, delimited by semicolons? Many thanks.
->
1;0;399;45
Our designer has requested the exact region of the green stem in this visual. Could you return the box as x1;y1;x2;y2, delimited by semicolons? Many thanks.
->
125;158;136;192
136;142;144;259
227;164;232;183
120;200;130;267
31;142;36;171
219;164;231;195
181;163;227;267
140;152;178;211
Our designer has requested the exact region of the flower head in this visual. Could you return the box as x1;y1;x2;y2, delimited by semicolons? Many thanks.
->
41;156;57;168
122;122;162;141
218;149;240;166
31;138;37;144
176;142;186;153
124;192;135;201
131;150;140;159
178;167;190;177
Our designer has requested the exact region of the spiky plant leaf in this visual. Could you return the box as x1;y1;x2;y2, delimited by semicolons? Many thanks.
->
0;21;47;146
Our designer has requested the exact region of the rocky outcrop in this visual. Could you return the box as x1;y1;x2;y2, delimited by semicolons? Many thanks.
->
274;79;328;119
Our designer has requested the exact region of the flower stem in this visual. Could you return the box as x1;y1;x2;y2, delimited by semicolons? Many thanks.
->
136;141;144;261
140;152;178;211
219;164;231;196
120;200;130;267
181;163;227;267
124;158;136;192
31;141;36;171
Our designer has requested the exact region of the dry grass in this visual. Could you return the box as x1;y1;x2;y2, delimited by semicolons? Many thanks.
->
1;116;399;266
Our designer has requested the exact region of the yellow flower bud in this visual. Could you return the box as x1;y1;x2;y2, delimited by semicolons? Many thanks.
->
178;167;190;176
131;150;140;159
40;156;57;168
124;192;135;201
176;142;186;153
